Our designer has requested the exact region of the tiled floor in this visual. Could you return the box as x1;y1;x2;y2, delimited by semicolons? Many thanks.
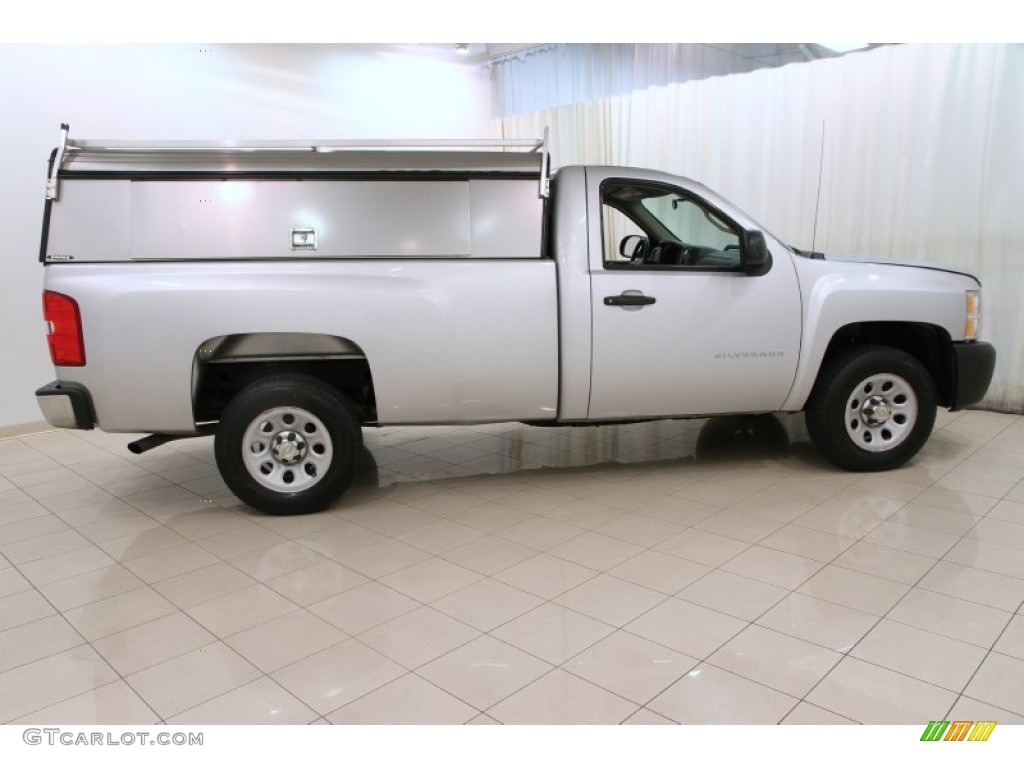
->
1;410;1024;725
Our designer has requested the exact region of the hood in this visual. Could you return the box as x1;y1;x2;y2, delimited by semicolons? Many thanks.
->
791;247;979;282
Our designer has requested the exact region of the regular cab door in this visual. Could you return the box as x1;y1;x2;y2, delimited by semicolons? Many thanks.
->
587;175;802;420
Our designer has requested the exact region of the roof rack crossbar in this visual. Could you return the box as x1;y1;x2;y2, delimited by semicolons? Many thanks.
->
65;137;546;153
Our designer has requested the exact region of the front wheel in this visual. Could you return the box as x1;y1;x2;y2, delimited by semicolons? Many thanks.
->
805;346;936;471
214;375;361;515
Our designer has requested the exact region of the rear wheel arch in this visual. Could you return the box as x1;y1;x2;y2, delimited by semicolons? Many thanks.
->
191;333;377;425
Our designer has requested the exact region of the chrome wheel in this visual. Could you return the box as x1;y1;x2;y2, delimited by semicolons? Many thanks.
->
241;406;333;492
844;373;918;453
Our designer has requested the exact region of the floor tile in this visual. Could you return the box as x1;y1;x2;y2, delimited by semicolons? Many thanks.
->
781;701;858;724
123;542;221;583
126;641;262;719
334;537;432;578
99;527;190;561
0;566;31;598
198;524;287;560
63;587;178;641
264;560;368;605
357;606;479;669
224;610;347;673
963;652;1024;716
445;502;532;533
694;510;785;544
807;656;958;724
760;525;857;562
863;520;960;558
272;638;408;715
796;565;910;615
708;624;840;697
151;562;256;609
168;676;318;724
831;541;937;585
0;588;56;632
228;541;324;581
75;512;163;544
608;550;711;595
379;557;482;603
0;614;85;674
0;646;119;723
545;531;643;571
12;680;159;724
326;673;478;724
432;578;543;632
677;570;789;621
495;516;585;550
944;539;1024;581
19;545;115;587
918;561;1024;612
395;518;485;554
850;619;987;691
0;515;69;546
187;584;299;637
621;708;677;724
564;630;697;704
489;668;636;724
994;616;1024;662
592;513;685;548
887;503;982;537
889;588;1012;648
493;553;598;600
947;695;1024;724
554;574;665;627
638;496;719;527
540;498;627;530
648;663;797;724
757;593;878;652
721;545;824;590
417;635;552;710
625;598;747;658
92;612;216;676
492;603;615;665
442;535;537;576
655;529;750;567
309;582;420;635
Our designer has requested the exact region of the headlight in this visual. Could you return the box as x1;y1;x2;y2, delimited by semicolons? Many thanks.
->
965;289;980;341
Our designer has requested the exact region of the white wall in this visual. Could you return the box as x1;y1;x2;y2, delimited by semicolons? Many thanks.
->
0;44;493;429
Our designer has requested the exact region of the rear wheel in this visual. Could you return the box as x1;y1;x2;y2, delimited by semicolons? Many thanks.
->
215;375;361;515
805;346;936;471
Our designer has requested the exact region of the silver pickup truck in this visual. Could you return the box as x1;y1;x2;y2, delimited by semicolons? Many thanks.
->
35;125;996;515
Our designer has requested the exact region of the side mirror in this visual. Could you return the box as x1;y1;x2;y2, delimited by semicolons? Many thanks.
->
619;234;648;262
741;230;771;276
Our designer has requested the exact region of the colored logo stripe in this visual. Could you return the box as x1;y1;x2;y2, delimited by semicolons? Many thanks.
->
968;722;997;742
920;720;996;742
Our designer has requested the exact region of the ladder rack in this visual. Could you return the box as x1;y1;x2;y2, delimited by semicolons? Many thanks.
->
46;124;552;200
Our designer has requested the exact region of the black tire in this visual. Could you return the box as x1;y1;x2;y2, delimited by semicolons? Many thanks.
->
214;375;361;515
805;346;936;471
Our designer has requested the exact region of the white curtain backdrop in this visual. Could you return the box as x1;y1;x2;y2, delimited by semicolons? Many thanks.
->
499;44;1024;413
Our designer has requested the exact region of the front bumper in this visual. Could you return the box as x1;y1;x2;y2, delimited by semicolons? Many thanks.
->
35;381;95;429
950;341;996;410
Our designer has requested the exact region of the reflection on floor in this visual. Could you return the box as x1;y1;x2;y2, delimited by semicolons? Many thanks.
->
1;410;1023;725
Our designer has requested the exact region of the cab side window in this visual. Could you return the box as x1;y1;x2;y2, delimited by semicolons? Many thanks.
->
601;181;742;270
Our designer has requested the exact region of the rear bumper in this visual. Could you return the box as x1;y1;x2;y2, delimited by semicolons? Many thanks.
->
35;381;95;429
950;341;996;410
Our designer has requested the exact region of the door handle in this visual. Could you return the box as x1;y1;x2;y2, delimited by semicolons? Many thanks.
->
604;293;656;307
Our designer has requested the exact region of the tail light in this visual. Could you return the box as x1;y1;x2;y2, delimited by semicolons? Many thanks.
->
43;290;86;366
